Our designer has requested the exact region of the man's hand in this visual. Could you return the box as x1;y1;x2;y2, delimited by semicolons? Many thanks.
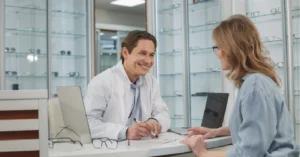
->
146;119;162;136
127;121;151;140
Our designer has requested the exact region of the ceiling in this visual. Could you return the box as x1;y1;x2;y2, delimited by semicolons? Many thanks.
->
95;0;145;14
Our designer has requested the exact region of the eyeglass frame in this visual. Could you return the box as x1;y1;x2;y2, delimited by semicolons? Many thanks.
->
272;62;284;68
246;11;260;17
92;137;118;149
212;46;219;53
270;7;281;14
48;137;83;149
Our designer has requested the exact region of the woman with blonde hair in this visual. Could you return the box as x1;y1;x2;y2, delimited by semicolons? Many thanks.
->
182;14;299;157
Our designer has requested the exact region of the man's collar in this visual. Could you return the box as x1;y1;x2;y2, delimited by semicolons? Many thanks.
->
116;61;143;86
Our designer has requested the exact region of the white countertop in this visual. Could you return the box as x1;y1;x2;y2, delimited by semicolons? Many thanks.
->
49;132;232;157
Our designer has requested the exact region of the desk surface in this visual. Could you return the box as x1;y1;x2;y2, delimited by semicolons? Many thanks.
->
49;132;232;157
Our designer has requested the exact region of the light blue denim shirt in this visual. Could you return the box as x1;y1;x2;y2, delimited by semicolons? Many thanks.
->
227;73;300;157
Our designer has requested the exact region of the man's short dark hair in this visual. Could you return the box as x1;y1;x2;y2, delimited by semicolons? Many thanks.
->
121;30;157;63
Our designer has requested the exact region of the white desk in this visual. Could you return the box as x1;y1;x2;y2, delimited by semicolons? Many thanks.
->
49;132;232;157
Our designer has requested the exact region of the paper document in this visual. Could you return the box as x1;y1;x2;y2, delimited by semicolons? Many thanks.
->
129;132;184;144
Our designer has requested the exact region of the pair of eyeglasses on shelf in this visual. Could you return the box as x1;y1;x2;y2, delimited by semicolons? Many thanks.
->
272;62;284;68
293;33;300;39
207;67;221;72
205;20;219;25
246;11;260;17
270;7;281;14
48;137;83;149
22;4;41;9
169;3;181;9
261;36;282;42
92;137;118;149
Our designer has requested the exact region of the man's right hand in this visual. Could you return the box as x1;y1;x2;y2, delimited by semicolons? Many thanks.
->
126;121;151;140
187;127;220;140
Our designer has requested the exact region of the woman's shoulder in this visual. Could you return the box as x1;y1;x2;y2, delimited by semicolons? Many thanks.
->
240;73;279;95
243;73;277;87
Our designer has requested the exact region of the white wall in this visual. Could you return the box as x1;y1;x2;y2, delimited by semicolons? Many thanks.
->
95;8;145;27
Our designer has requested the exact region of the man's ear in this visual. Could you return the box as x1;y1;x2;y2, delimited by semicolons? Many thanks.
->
121;47;129;59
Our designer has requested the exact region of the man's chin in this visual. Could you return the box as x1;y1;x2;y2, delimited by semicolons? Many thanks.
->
138;70;148;76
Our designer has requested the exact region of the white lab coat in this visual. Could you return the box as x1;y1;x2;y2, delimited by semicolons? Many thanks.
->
84;62;171;140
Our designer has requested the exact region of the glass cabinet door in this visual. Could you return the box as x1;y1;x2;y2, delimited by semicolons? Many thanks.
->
97;30;118;74
292;0;300;146
50;0;88;97
155;0;185;127
5;0;47;90
187;0;222;127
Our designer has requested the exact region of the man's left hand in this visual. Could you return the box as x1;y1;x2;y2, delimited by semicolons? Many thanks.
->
146;119;162;136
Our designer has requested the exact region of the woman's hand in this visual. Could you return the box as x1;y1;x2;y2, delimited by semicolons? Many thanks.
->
182;135;207;157
187;127;219;139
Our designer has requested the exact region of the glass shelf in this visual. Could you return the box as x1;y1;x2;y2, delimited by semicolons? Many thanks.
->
159;28;181;36
5;5;86;18
159;73;182;77
5;52;86;59
52;32;86;39
159;70;221;77
159;22;219;36
159;50;181;56
6;75;86;79
5;28;46;35
190;47;213;54
159;47;213;56
190;22;219;33
158;1;220;15
158;4;181;15
276;65;300;71
5;28;86;39
191;70;221;75
262;39;282;44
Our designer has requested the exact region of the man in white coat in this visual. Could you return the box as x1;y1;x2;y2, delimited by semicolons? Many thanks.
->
84;30;170;141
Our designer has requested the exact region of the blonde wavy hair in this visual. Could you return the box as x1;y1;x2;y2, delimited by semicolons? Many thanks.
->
212;14;280;88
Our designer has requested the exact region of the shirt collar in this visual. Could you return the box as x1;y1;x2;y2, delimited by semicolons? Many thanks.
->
242;73;251;81
116;61;143;87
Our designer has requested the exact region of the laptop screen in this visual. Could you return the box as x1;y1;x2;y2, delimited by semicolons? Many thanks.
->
57;86;92;144
201;93;229;128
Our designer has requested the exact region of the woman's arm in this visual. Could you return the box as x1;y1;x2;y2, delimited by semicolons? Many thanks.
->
200;151;226;157
216;126;231;137
183;135;227;157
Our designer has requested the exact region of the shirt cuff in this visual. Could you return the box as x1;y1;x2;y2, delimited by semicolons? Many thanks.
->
117;126;128;141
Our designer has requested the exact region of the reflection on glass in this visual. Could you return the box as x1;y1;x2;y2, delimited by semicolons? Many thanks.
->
97;30;118;73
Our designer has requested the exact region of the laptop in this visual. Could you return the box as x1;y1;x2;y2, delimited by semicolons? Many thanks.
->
57;86;92;144
169;93;229;135
201;93;229;128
